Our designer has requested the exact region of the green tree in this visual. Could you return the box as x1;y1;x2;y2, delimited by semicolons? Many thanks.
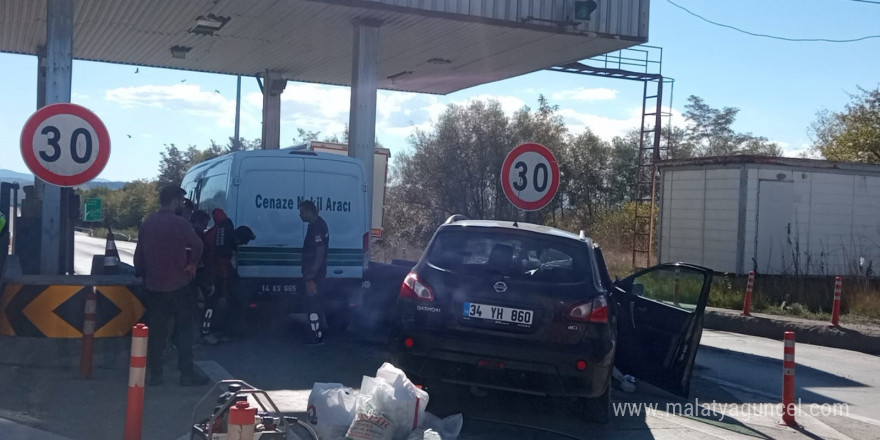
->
157;137;262;185
509;95;569;222
607;131;640;206
681;95;782;157
387;99;513;246
560;129;609;224
78;180;158;230
157;144;191;187
810;86;880;162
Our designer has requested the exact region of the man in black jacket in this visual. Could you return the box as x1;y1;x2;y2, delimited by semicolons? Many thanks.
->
299;200;328;345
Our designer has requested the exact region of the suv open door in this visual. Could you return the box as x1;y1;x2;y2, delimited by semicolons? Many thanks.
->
612;263;713;396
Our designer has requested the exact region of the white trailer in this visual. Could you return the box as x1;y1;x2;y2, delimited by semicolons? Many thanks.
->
657;156;880;276
293;141;389;238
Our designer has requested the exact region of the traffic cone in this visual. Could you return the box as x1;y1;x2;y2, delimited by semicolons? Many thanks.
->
104;227;120;275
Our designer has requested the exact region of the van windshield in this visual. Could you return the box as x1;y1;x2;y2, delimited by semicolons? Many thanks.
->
426;229;592;283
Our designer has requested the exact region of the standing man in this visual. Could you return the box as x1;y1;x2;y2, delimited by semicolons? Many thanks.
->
299;200;328;345
134;186;208;386
0;210;8;274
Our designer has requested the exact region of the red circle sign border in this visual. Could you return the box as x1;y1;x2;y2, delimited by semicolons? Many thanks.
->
501;142;560;211
20;103;111;187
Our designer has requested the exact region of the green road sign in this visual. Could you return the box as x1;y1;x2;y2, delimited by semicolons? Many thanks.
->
83;198;103;222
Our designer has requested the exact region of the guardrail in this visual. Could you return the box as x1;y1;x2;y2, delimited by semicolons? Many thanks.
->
74;226;94;236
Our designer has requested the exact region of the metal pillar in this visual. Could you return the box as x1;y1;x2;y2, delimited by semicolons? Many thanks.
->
261;70;285;149
40;0;74;275
234;75;241;149
348;18;381;255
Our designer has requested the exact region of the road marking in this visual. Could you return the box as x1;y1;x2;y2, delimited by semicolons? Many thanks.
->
701;374;880;434
659;412;732;439
698;375;778;400
843;413;880;428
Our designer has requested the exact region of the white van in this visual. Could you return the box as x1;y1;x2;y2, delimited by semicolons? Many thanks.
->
181;148;370;329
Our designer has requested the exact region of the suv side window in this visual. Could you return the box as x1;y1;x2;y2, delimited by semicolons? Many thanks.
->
630;266;705;312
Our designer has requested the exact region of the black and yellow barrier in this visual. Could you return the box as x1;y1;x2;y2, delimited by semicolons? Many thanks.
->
0;257;144;338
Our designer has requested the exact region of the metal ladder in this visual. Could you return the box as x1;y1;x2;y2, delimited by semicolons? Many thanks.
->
547;45;675;268
633;75;674;268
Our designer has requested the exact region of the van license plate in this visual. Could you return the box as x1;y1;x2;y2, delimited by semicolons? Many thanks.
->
463;302;533;326
260;284;297;294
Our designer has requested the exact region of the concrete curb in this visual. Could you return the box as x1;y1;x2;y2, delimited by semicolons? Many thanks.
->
704;307;880;356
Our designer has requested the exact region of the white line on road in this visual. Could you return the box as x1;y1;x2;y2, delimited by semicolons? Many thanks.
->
700;374;880;434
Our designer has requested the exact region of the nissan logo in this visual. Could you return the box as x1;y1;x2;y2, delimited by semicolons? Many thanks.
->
493;281;508;293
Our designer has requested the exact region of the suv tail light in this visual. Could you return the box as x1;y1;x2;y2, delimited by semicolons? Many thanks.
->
568;296;608;323
400;272;434;301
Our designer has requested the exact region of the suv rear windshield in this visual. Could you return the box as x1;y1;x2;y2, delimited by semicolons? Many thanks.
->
426;228;592;283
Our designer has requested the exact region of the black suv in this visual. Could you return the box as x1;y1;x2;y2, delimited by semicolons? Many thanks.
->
390;217;713;422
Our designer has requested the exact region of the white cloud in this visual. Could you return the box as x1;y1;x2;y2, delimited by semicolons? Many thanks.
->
557;106;687;141
558;107;641;140
552;87;617;101
779;142;818;158
458;94;527;115
280;83;350;118
105;84;249;129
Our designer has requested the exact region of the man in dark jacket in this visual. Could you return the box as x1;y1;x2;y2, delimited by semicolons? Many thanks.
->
202;208;237;342
0;211;7;275
134;186;208;387
299;200;329;345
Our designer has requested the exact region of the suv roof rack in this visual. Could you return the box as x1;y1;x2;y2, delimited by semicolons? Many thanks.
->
444;214;468;224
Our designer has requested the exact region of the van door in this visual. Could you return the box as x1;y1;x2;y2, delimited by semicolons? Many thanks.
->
303;157;367;279
235;156;305;279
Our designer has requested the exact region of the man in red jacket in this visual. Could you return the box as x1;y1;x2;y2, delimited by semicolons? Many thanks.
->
134;186;208;387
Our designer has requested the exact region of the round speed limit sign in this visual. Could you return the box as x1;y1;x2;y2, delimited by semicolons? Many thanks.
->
501;143;559;211
20;103;110;187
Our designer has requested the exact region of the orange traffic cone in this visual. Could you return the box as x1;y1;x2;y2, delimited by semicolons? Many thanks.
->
104;227;120;275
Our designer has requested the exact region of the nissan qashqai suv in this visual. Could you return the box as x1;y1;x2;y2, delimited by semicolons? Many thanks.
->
390;217;712;422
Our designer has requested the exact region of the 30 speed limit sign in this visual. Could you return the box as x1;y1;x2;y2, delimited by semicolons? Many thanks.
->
501;143;559;211
20;103;110;187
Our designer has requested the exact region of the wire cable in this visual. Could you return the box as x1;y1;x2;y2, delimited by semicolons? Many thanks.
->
849;0;880;5
667;0;880;43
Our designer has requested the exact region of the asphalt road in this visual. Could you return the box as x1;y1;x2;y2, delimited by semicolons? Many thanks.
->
2;319;879;440
10;236;871;439
73;232;135;275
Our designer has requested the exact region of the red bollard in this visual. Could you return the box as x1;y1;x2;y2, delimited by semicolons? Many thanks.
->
80;286;97;379
742;270;755;316
124;323;149;440
780;331;798;427
830;276;842;327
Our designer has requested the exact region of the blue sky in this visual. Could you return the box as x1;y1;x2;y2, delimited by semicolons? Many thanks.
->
2;0;879;182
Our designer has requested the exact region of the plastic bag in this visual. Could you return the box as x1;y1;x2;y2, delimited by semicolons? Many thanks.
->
346;363;431;440
346;376;397;440
375;362;429;438
307;382;357;440
405;413;462;440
